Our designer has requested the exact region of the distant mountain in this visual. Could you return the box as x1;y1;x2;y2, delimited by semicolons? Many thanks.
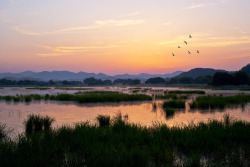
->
114;71;183;80
0;71;183;81
175;68;226;78
241;64;250;75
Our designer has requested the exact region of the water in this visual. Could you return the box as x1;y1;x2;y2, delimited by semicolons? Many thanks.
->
0;87;250;136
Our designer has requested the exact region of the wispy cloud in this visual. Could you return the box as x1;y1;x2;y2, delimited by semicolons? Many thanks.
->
11;26;42;36
37;45;118;57
11;19;145;36
184;4;205;9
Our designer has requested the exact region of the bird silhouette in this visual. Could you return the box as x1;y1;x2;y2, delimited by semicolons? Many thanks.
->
172;53;175;56
178;46;181;48
184;41;187;45
188;51;191;54
189;35;192;38
197;50;199;53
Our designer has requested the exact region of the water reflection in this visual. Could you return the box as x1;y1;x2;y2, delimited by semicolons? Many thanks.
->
0;99;250;136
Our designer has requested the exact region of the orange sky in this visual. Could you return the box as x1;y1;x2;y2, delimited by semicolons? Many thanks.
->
0;0;250;74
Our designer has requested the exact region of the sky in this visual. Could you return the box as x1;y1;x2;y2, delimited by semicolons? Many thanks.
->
0;0;250;75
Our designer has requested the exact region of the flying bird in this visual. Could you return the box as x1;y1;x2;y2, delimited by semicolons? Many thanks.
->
172;53;175;56
184;41;187;45
188;51;191;54
197;50;200;53
178;46;181;48
189;35;192;38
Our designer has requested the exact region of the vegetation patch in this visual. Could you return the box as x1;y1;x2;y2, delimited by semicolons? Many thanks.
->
0;114;249;166
190;94;250;109
163;100;185;109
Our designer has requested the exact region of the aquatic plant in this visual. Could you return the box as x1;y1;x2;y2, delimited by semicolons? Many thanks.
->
96;115;110;127
190;94;250;109
24;114;55;135
163;100;185;109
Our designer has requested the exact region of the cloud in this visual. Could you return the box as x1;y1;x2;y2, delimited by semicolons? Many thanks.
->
37;45;118;57
184;4;205;9
11;26;42;36
11;19;145;36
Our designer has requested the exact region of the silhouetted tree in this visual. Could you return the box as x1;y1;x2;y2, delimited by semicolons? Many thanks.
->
212;72;234;86
83;77;103;85
169;78;178;84
145;77;165;84
179;77;193;84
194;76;212;84
103;79;112;85
234;71;249;85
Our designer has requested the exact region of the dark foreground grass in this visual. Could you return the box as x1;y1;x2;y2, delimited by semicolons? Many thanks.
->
190;94;250;109
0;114;250;167
0;92;152;103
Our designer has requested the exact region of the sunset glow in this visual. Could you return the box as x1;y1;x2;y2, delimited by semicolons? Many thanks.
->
0;0;250;74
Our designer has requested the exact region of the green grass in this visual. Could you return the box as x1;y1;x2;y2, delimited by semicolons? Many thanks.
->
96;115;110;127
0;93;152;103
164;107;175;116
24;114;55;135
0;123;11;140
168;90;205;94
190;94;250;109
0;114;250;166
163;100;185;109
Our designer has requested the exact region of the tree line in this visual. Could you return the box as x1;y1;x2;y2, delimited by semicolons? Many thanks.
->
0;71;249;86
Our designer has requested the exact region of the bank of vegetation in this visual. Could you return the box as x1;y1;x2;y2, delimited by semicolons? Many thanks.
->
0;114;249;167
0;92;152;103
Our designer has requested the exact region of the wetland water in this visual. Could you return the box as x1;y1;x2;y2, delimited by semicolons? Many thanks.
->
0;87;250;135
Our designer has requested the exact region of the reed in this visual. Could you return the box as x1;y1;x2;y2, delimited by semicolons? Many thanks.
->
163;100;185;109
190;94;250;109
0;114;249;167
96;115;110;127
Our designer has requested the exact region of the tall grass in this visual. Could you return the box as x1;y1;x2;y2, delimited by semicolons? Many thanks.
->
0;93;152;103
163;100;185;109
24;114;55;135
190;94;250;109
96;115;110;127
0;123;11;140
0;114;249;166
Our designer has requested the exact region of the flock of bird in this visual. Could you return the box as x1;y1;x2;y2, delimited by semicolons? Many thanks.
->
172;34;199;56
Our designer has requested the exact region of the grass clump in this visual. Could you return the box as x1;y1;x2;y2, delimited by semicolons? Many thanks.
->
96;115;110;127
163;100;185;109
0;123;11;140
164;107;175;116
190;94;250;109
24;114;55;135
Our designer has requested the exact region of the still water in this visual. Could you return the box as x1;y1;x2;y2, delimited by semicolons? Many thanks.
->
0;87;250;136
